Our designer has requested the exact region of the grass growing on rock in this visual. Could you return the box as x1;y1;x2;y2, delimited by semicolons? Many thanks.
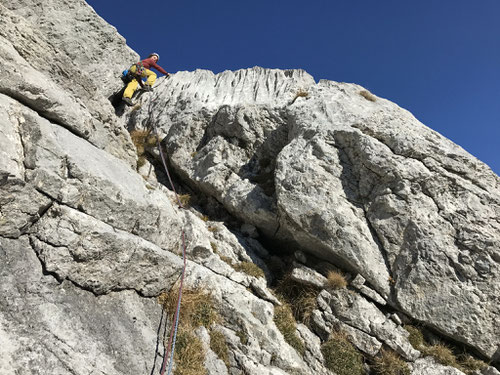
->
174;327;207;375
403;325;487;374
130;129;158;152
233;261;265;278
405;325;456;366
326;270;348;289
457;354;488;374
130;129;159;170
404;325;425;350
321;330;364;375
212;248;265;279
360;90;377;102
273;303;305;356
158;288;214;374
236;329;248;345
209;329;230;367
178;194;191;208
425;344;458;368
290;89;309;104
274;273;319;325
372;349;410;375
159;287;219;329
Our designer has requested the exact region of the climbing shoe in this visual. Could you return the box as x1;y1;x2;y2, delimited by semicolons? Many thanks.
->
143;85;153;92
122;97;133;106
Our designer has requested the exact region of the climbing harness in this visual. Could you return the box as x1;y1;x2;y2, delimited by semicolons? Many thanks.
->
146;82;188;375
132;61;146;76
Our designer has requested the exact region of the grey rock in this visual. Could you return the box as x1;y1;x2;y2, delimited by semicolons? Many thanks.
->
411;357;466;375
296;324;330;375
0;236;167;375
141;66;500;359
314;308;383;357
31;204;183;296
290;264;327;288
319;289;419;360
0;175;52;238
310;310;332;341
241;223;259;238
351;273;387;305
0;1;137;164
351;274;366;288
250;279;281;305
390;313;403;325
359;284;387;305
16;100;182;250
197;326;230;375
341;322;382;357
294;250;308;264
482;367;500;375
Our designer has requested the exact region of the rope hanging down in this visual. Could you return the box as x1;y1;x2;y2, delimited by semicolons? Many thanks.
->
147;85;187;375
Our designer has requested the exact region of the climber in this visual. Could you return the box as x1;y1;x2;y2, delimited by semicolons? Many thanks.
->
122;53;169;106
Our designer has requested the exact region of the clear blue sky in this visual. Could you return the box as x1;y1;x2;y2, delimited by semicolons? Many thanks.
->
87;0;500;176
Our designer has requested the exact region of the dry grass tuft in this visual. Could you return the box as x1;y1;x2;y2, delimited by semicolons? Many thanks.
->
321;330;364;375
130;129;159;170
236;330;248;345
295;89;309;98
137;156;147;169
233;261;265;278
158;288;223;375
326;270;348;289
178;194;191;207
274;273;318;324
291;89;310;104
457;354;488;374
174;327;207;375
422;344;457;368
372;349;410;375
273;303;305;356
159;287;218;329
404;325;426;350
360;90;377;102
130;129;158;151
404;325;486;374
209;329;230;367
220;255;234;265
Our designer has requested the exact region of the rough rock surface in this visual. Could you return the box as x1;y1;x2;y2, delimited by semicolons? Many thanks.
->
410;358;466;375
136;64;500;360
318;290;420;360
0;0;138;164
1;0;500;374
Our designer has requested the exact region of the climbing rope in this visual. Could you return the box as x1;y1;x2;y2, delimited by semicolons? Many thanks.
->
146;80;188;375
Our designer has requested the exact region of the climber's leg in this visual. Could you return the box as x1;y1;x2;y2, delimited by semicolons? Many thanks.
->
123;79;139;99
144;69;157;87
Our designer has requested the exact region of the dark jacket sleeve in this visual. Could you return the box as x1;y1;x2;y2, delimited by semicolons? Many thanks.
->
151;62;168;75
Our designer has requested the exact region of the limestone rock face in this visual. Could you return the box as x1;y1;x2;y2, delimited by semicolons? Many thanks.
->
140;69;500;359
0;0;138;164
410;358;467;375
1;0;500;374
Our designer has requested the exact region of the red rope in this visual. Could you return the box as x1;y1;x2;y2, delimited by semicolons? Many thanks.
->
160;230;187;375
146;87;187;375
